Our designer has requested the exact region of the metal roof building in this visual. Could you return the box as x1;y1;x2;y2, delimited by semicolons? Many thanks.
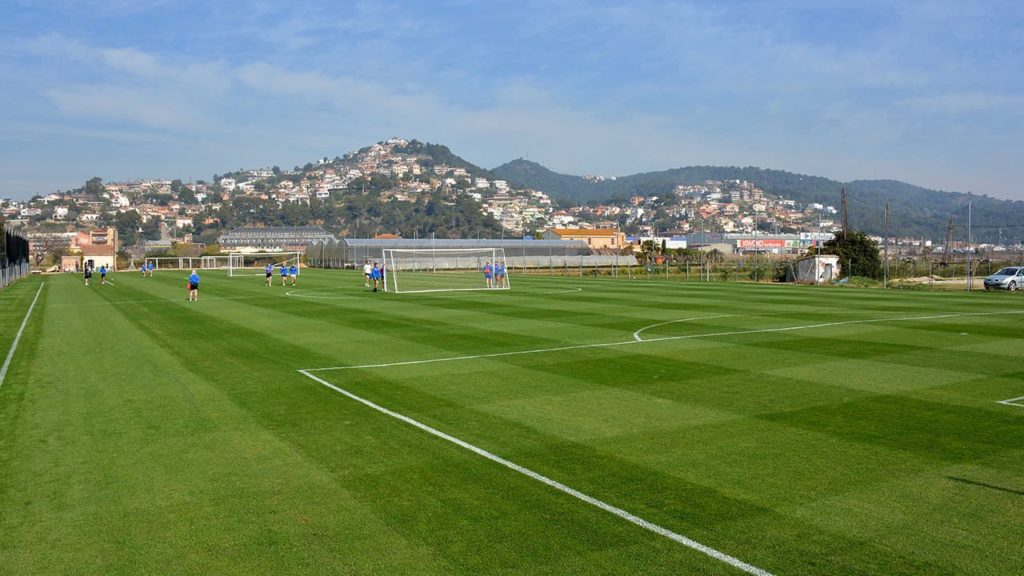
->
218;226;334;251
305;237;619;269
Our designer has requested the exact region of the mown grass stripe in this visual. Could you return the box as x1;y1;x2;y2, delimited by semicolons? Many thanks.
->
299;368;776;576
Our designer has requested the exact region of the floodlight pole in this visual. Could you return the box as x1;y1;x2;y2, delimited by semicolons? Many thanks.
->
754;212;759;283
966;201;973;292
884;200;889;289
701;218;707;282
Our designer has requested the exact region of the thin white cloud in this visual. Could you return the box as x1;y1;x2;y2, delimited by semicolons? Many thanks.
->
901;92;1024;114
45;85;207;129
98;47;163;78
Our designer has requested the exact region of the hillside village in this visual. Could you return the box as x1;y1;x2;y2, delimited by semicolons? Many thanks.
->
2;138;983;264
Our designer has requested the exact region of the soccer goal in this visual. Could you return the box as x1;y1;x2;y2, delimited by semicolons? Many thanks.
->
227;252;301;277
382;248;510;293
145;256;227;271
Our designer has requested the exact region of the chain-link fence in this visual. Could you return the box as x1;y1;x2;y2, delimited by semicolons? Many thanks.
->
1;222;31;289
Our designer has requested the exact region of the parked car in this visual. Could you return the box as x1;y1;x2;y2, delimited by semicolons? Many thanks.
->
983;267;1024;290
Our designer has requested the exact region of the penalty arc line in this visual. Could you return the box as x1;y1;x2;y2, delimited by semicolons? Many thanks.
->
298;368;775;576
634;314;738;342
305;309;1024;373
0;282;44;389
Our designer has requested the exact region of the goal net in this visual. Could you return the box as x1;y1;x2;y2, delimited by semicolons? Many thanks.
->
382;248;510;293
227;252;301;277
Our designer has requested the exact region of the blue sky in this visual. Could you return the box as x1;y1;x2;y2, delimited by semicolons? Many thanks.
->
2;0;1023;201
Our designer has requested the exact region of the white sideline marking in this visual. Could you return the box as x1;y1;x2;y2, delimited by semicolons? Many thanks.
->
997;395;1024;408
305;309;1024;373
0;283;44;389
298;368;774;576
633;314;737;342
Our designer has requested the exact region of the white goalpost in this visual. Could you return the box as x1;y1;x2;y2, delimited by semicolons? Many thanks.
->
227;252;301;277
382;248;510;293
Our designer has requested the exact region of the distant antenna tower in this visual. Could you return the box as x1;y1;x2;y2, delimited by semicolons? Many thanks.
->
942;215;954;265
840;188;849;234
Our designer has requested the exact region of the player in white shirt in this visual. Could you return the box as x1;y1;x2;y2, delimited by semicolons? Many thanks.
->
363;258;373;288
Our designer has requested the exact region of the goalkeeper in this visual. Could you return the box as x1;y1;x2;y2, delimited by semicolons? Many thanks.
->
371;261;382;292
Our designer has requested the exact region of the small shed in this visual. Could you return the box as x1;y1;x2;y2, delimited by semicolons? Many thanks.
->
61;255;82;273
81;244;117;272
796;255;840;284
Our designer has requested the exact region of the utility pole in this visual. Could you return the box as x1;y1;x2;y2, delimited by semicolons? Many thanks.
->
883;200;889;289
967;201;973;292
840;188;849;235
700;218;706;282
754;212;760;282
943;216;954;266
840;188;850;277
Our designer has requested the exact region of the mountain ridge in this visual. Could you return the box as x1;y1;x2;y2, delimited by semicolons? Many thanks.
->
491;159;1024;242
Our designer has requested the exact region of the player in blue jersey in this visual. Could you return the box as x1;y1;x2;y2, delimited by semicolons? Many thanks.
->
482;261;494;288
280;262;289;286
289;264;298;286
188;270;200;301
494;261;506;288
147;261;155;277
99;264;107;285
371;261;381;292
265;263;273;286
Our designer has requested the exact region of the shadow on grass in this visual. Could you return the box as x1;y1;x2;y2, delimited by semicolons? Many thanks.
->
946;476;1024;497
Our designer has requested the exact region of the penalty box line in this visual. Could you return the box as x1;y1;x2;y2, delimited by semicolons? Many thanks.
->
0;282;45;389
304;309;1024;373
997;396;1024;408
298;368;775;576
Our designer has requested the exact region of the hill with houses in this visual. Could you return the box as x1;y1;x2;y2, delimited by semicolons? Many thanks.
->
3;138;1023;262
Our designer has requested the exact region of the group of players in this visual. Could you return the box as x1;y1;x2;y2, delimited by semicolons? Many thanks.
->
265;262;300;286
82;264;110;286
84;257;509;295
482;260;509;288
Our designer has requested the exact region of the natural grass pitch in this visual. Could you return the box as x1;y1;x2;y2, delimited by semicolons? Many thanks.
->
1;270;1022;575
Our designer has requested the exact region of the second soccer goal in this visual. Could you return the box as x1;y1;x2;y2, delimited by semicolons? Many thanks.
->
381;248;511;293
227;252;301;276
